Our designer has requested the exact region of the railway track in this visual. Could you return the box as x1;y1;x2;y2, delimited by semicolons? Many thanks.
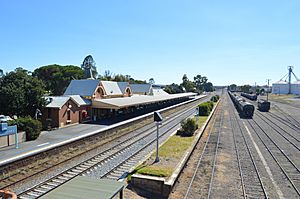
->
16;97;206;198
229;96;268;199
184;101;223;199
255;112;300;151
267;111;300;132
272;104;300;128
247;119;300;197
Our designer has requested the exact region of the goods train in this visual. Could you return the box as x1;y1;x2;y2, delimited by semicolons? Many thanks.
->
257;99;271;112
241;92;257;101
228;91;255;118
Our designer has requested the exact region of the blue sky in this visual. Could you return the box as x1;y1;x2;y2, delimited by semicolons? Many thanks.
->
1;0;300;86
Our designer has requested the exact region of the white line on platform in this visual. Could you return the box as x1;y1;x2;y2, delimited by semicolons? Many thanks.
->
37;142;50;147
243;121;284;199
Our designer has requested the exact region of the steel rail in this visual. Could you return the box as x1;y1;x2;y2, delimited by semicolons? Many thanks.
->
207;109;223;198
247;119;300;196
184;104;222;199
255;112;300;151
229;94;268;199
273;105;300;127
0;96;207;191
267;112;300;132
17;101;200;198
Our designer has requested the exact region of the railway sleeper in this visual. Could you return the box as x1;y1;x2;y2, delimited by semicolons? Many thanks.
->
40;185;53;190
67;171;79;175
57;176;69;181
62;173;75;178
19;196;30;199
26;191;40;197
52;179;64;183
113;170;125;175
33;188;47;194
46;182;59;187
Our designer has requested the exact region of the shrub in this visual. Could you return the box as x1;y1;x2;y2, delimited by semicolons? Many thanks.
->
198;101;214;116
8;116;42;140
177;118;198;137
210;95;220;102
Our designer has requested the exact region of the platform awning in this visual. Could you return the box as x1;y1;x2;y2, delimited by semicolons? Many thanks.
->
40;176;124;199
92;93;197;109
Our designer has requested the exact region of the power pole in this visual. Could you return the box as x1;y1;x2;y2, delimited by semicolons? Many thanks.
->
266;79;271;101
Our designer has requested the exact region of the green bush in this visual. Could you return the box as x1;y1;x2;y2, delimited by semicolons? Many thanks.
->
177;118;198;137
210;95;220;102
8;116;42;140
198;101;214;116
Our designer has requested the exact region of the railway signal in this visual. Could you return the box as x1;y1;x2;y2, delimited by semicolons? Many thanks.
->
154;111;163;163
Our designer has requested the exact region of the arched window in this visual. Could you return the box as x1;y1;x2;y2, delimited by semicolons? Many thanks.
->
126;88;132;96
95;87;105;98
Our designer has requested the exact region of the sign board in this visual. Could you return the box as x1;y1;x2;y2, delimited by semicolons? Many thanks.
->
0;123;17;136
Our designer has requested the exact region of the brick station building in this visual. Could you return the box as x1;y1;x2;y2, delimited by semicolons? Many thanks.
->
42;79;196;129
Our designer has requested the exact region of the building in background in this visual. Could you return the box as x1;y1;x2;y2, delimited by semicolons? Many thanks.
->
272;66;300;95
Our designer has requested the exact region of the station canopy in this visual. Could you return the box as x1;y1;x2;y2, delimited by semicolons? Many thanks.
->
92;92;197;109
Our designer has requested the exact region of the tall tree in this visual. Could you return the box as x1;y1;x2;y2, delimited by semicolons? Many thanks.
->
33;64;84;95
203;82;214;92
181;74;195;92
194;75;208;93
0;68;46;117
149;78;155;85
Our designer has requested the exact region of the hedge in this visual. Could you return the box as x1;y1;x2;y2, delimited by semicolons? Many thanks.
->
8;116;42;140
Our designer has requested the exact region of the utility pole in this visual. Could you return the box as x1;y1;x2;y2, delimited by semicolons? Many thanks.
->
266;79;271;102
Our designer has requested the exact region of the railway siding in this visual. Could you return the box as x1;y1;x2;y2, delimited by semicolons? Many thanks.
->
130;99;220;197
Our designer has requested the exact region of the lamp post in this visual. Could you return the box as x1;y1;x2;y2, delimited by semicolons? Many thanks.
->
266;79;271;102
154;111;163;163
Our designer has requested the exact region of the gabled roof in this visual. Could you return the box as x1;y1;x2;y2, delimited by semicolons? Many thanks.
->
92;93;198;109
68;95;92;106
45;95;91;108
130;84;152;94
64;79;100;96
101;81;123;95
117;82;130;94
46;96;70;108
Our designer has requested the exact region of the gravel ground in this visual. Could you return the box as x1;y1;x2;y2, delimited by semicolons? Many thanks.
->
170;93;300;199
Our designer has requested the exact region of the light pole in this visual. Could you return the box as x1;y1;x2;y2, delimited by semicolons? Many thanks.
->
266;79;271;102
154;111;163;163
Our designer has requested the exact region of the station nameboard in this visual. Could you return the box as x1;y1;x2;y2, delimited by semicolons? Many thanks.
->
0;123;17;136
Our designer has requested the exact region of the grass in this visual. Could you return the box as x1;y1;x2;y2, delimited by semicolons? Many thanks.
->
131;115;208;179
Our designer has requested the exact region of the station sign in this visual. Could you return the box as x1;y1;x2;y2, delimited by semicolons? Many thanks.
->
0;123;17;136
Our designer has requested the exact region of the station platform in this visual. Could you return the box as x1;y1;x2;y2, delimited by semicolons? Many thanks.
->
0;123;107;166
0;95;207;167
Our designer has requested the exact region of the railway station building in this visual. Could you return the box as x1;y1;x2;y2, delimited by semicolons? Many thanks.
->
42;79;196;128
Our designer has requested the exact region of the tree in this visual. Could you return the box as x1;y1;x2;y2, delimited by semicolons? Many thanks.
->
194;75;208;93
164;83;184;94
0;68;46;117
203;82;214;92
149;78;155;85
33;64;84;95
240;85;251;93
228;84;237;91
181;74;195;92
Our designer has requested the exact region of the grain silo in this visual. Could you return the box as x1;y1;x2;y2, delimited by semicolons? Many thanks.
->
272;66;300;95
